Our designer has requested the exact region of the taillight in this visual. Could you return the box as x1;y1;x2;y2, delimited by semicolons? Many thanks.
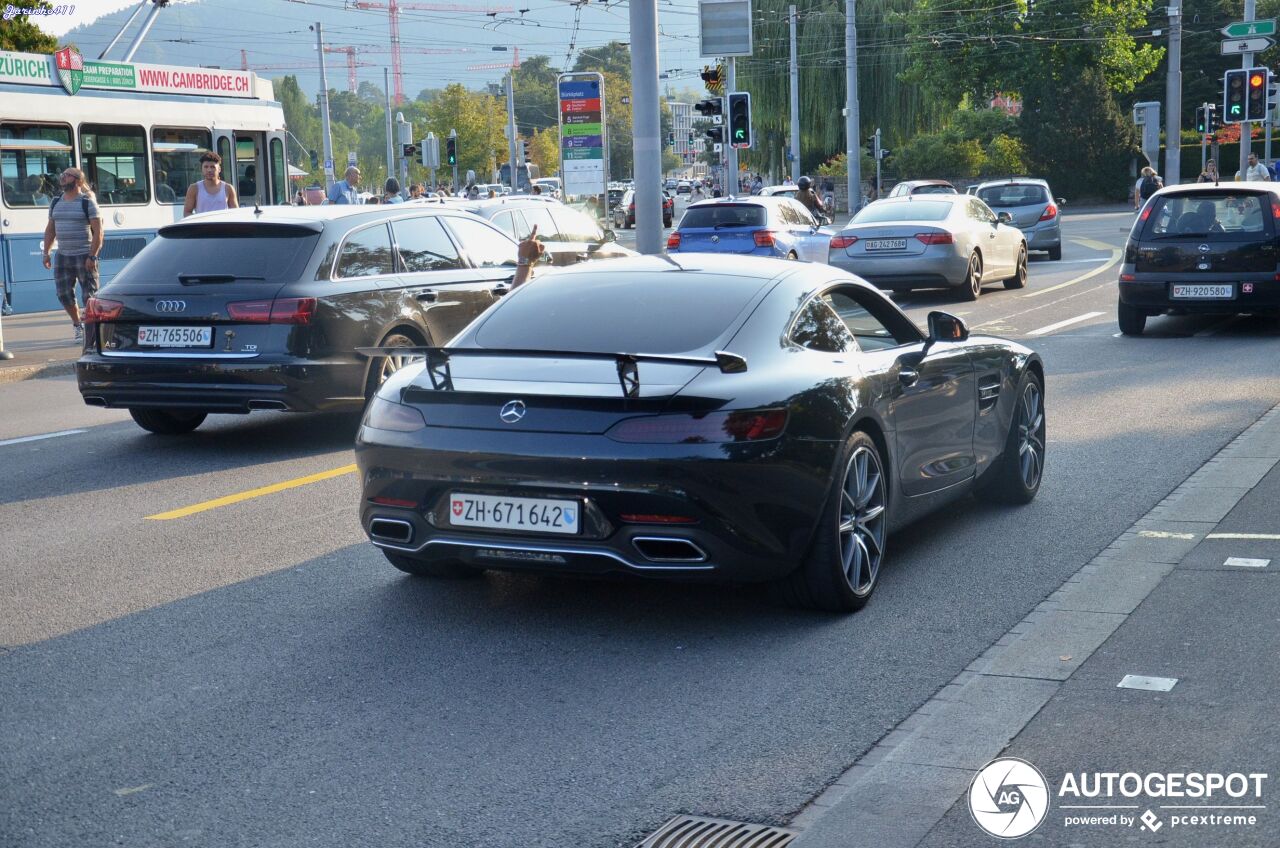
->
82;297;123;323
1039;204;1058;221
606;408;787;444
914;232;954;245
227;297;316;325
1139;205;1153;222
753;230;776;247
1271;199;1280;219
629;202;635;212
667;232;681;249
1119;273;1136;282
830;235;858;249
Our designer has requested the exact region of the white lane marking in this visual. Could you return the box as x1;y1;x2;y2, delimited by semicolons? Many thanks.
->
1206;532;1280;540
1027;311;1106;336
1023;249;1122;298
1046;258;1111;265
1138;529;1198;540
1117;674;1178;692
1193;315;1244;337
1224;557;1270;568
0;429;87;448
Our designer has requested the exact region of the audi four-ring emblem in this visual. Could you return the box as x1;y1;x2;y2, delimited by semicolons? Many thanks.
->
499;400;526;423
155;300;187;313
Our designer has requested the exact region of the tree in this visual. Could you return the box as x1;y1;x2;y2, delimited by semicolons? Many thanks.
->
573;42;632;78
274;76;322;181
424;83;507;182
981;135;1028;177
0;0;57;52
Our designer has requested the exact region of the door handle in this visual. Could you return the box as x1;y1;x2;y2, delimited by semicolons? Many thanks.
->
492;284;510;296
898;367;920;387
415;290;438;303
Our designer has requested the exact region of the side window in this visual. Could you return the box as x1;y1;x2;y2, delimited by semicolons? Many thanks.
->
518;205;561;242
824;286;921;349
80;123;149;205
336;223;395;278
442;215;519;268
151;127;211;205
489;211;519;239
788;200;816;226
1;122;73;209
969;198;994;223
392;216;463;272
550;207;603;242
789;296;855;353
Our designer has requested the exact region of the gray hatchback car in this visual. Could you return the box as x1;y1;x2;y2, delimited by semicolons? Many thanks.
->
972;179;1064;260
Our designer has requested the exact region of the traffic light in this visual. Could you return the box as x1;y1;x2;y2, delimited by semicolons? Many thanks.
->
727;91;751;149
1207;103;1221;133
401;143;417;159
694;97;724;119
1195;105;1207;134
309;149;319;170
688;132;695;145
1225;69;1248;123
445;136;457;166
667;131;675;146
705;126;724;144
1247;67;1269;121
417;141;427;167
700;65;723;94
864;137;876;159
521;138;531;161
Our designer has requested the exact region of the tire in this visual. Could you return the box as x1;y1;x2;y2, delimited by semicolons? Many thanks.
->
1048;244;1062;261
664;216;673;228
960;251;983;301
980;371;1045;505
1117;300;1147;336
1003;245;1028;290
364;331;426;401
384;550;478;579
780;430;889;613
129;408;207;435
787;251;799;261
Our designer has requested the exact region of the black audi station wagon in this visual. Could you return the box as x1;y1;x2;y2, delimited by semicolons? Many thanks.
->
77;205;525;434
1120;182;1280;335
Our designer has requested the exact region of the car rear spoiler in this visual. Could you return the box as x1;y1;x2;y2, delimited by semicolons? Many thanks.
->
356;346;747;399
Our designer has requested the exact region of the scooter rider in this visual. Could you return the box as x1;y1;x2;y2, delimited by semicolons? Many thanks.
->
796;176;828;223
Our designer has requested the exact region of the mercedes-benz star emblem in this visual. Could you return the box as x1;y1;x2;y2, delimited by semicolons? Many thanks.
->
499;400;526;423
710;235;720;243
155;300;187;313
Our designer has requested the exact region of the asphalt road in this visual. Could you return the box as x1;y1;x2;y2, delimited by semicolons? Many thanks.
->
3;211;1279;848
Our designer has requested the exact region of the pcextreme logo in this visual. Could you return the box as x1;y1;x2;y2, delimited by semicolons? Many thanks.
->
968;758;1269;839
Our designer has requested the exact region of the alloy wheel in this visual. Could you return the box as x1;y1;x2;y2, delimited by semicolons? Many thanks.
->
838;445;887;597
1017;381;1045;489
968;253;983;297
378;337;423;386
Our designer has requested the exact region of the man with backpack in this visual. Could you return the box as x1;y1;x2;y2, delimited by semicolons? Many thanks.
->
40;167;102;343
1134;166;1163;210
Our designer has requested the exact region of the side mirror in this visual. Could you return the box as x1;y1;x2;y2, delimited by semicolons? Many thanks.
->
602;228;617;243
1056;197;1066;206
921;311;969;357
996;211;1013;224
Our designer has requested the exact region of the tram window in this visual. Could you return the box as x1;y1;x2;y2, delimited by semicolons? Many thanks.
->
1;123;73;209
80;124;149;205
269;137;287;205
235;136;259;203
152;127;210;205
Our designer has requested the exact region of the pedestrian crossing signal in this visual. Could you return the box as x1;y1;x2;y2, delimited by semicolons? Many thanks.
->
446;137;457;166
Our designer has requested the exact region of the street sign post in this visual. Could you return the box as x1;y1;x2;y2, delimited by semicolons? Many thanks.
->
557;72;608;201
1222;19;1276;38
1222;36;1275;54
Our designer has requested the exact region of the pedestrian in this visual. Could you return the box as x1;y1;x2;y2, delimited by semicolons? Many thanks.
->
327;166;361;204
383;177;404;204
531;184;542;196
183;152;239;217
466;184;480;199
1134;166;1162;210
40;167;102;343
1237;152;1272;181
409;183;423;200
487;188;497;199
1197;159;1219;183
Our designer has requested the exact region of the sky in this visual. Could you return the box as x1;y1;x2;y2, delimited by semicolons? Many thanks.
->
34;0;713;95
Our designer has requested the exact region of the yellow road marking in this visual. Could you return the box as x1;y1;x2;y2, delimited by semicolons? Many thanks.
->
1023;249;1122;299
1072;237;1117;252
147;464;357;520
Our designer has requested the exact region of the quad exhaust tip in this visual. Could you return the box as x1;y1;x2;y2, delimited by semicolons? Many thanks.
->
635;815;796;848
247;399;289;410
631;536;708;563
369;517;413;544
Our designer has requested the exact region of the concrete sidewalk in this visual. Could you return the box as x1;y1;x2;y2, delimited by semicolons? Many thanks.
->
791;406;1280;847
0;309;81;384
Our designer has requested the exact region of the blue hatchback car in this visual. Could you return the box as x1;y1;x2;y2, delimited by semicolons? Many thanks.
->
667;197;835;262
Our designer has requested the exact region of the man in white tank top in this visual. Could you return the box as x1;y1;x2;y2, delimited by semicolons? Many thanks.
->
183;151;240;217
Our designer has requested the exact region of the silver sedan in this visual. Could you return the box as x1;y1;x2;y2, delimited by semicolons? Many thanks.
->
827;195;1028;300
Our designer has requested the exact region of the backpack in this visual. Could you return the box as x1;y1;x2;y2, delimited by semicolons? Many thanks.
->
49;193;91;218
1139;175;1159;200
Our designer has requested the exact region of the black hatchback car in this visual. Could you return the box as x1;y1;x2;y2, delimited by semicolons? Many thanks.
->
77;205;524;434
1120;182;1280;335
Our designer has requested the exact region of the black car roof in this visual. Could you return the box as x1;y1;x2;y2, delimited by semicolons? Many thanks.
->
158;203;478;237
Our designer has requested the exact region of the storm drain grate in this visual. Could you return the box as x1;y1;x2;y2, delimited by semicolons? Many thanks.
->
635;815;797;848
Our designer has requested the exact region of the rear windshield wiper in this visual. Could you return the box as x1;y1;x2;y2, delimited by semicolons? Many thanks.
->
178;274;267;284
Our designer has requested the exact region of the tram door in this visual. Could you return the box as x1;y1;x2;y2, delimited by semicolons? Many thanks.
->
265;131;288;205
234;133;265;206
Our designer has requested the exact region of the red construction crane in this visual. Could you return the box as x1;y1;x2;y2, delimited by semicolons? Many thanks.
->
467;46;521;72
330;44;474;95
241;49;375;90
346;0;514;103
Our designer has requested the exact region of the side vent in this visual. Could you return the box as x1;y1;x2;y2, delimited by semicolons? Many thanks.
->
100;237;148;262
978;376;1001;412
635;815;796;848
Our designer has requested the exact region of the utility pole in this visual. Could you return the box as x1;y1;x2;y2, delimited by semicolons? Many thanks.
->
726;57;739;194
450;128;458;191
313;22;336;192
384;68;394;190
506;71;518;191
630;0;663;254
789;5;801;184
1164;0;1182;185
845;0;860;212
1240;0;1257;177
874;127;882;199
